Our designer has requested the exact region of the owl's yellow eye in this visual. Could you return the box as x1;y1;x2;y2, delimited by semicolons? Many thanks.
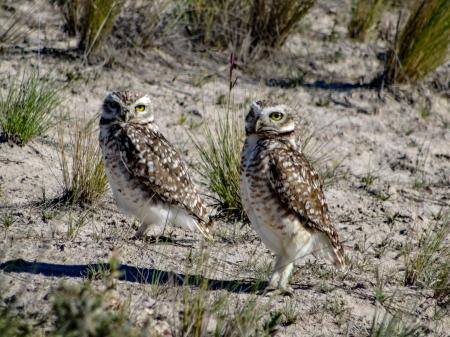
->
135;105;146;112
269;112;283;121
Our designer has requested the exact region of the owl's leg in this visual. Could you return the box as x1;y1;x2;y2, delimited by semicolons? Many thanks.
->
278;261;294;291
133;205;168;240
268;255;294;294
134;222;150;238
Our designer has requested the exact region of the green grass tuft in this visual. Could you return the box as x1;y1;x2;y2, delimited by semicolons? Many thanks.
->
51;282;141;337
0;307;33;337
369;307;426;337
192;108;244;220
403;214;449;304
348;0;388;41
385;0;450;83
179;286;280;337
58;117;108;206
0;71;61;145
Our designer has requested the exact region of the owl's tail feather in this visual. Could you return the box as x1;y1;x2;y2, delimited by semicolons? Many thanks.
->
332;249;346;270
314;232;346;269
326;241;346;270
199;226;213;241
196;219;213;241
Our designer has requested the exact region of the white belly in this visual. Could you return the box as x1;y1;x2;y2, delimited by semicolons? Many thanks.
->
101;142;199;232
240;137;315;261
242;178;315;261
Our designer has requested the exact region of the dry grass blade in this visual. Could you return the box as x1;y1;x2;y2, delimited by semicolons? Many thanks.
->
248;0;316;50
369;306;426;337
180;0;247;49
0;6;30;50
113;1;171;49
385;0;450;83
176;252;280;337
348;0;388;41
0;71;61;145
58;117;108;206
299;123;347;189
50;0;82;37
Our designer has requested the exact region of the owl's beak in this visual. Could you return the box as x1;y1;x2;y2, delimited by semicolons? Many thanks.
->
122;108;130;122
255;118;262;132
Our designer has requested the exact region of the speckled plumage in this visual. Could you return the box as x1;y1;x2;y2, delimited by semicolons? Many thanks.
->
240;100;345;291
99;91;211;239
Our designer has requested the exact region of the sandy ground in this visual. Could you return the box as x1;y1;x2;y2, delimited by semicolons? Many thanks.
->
0;0;449;336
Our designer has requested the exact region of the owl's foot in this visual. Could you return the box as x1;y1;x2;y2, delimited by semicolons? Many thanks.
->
267;258;294;296
130;233;145;240
263;285;294;297
129;232;158;242
133;223;150;239
131;233;180;246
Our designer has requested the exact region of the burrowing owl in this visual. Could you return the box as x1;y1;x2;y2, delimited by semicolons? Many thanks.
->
99;91;211;239
240;100;345;292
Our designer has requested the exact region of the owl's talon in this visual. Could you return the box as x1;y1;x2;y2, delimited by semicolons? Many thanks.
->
129;234;142;241
278;287;294;297
262;286;293;297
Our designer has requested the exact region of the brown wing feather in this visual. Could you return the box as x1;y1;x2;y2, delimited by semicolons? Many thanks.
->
267;146;344;261
118;123;208;224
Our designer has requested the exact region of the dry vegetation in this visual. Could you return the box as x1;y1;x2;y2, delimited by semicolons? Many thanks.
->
50;0;82;37
385;0;450;83
192;95;245;220
348;0;388;41
0;0;449;336
52;0;123;58
180;0;316;58
58;117;108;206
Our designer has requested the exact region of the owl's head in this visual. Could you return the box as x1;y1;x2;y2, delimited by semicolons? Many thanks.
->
245;100;295;136
101;91;153;124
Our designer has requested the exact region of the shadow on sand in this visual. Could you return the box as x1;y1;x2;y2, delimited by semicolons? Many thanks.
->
0;259;266;293
266;78;376;91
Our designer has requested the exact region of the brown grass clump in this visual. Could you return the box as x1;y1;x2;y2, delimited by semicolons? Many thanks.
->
79;0;123;58
52;0;123;58
385;0;450;84
248;0;316;51
50;0;83;37
113;1;170;50
0;10;29;50
181;0;316;59
348;0;388;41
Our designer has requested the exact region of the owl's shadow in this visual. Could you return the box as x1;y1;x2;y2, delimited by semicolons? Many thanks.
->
131;235;205;248
0;259;265;293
